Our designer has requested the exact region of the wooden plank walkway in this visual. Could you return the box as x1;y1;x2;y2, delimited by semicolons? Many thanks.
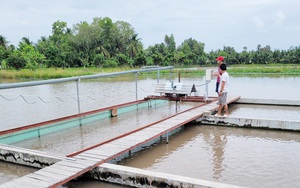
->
0;96;240;188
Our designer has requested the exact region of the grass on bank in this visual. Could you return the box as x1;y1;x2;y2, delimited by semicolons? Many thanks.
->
0;64;300;80
0;67;132;80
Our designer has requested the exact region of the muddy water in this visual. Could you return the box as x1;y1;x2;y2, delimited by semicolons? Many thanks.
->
13;101;199;155
0;75;300;187
120;125;300;188
1;75;299;131
229;104;300;121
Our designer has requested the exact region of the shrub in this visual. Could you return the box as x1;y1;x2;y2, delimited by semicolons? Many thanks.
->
93;54;106;67
103;58;118;68
6;51;26;70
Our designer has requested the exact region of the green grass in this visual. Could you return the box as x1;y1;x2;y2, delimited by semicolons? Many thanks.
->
0;67;132;80
228;64;300;75
0;64;299;80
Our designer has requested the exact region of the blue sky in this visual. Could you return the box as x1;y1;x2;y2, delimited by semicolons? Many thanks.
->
1;0;299;52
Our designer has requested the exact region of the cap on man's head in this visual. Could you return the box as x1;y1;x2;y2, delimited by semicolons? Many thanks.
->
216;56;224;61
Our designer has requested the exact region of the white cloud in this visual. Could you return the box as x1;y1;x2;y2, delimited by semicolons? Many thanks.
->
0;0;299;51
252;16;265;28
275;12;286;25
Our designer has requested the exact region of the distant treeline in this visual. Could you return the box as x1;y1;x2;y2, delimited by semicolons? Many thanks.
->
0;17;299;70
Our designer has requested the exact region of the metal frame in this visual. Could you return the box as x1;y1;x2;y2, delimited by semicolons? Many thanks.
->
0;66;174;114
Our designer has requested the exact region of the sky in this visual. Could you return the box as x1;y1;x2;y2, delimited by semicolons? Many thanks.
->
1;0;300;52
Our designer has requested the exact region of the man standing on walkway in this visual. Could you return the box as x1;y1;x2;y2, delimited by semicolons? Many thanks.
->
215;63;229;117
213;56;225;94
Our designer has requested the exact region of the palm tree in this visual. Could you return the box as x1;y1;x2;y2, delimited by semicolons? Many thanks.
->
0;35;9;49
21;37;32;45
96;45;110;59
128;34;142;59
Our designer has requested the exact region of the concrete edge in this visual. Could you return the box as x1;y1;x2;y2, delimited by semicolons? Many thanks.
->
235;98;300;106
88;163;246;188
196;116;300;131
0;143;69;168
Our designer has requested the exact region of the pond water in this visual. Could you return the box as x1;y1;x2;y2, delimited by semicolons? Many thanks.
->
0;74;299;188
0;75;299;130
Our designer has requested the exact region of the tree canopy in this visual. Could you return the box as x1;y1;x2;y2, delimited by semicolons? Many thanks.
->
0;17;299;70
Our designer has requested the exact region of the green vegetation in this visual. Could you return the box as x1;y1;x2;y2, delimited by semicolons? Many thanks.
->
0;67;132;79
228;64;300;75
0;16;300;79
1;64;299;80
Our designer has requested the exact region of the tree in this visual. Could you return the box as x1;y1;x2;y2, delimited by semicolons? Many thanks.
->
71;21;99;67
164;34;176;53
114;21;136;54
253;44;273;64
177;38;205;65
93;17;117;56
128;34;142;59
50;21;70;45
133;51;147;67
93;53;106;67
0;35;9;50
115;53;129;66
44;44;65;68
0;35;10;62
5;16;300;70
146;43;167;66
6;50;26;70
222;46;239;64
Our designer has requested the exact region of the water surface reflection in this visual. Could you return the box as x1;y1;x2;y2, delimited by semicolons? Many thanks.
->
120;125;300;188
0;75;300;187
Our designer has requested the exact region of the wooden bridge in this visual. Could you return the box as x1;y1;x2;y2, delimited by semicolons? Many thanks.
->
0;96;241;188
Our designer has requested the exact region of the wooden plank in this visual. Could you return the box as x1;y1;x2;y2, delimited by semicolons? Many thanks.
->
73;155;102;162
34;169;69;180
49;163;85;173
101;143;129;150
86;148;117;157
0;180;46;188
26;173;59;183
129;131;155;138
115;135;143;143
42;166;81;177
94;145;124;153
109;139;138;147
119;134;152;144
61;158;95;167
144;126;167;132
84;149;112;158
78;152;106;160
12;176;52;187
0;181;28;188
57;160;91;169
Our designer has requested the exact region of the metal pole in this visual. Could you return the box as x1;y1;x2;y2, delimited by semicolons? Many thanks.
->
169;68;173;82
205;80;209;101
157;65;160;83
76;79;81;114
166;131;169;144
135;72;138;100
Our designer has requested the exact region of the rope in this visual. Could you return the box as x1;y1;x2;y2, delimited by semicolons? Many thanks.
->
193;80;211;87
37;96;54;103
139;84;155;92
19;95;36;104
0;94;20;101
0;93;75;104
0;80;210;104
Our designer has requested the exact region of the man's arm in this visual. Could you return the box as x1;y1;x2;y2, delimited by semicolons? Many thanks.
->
219;80;225;94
